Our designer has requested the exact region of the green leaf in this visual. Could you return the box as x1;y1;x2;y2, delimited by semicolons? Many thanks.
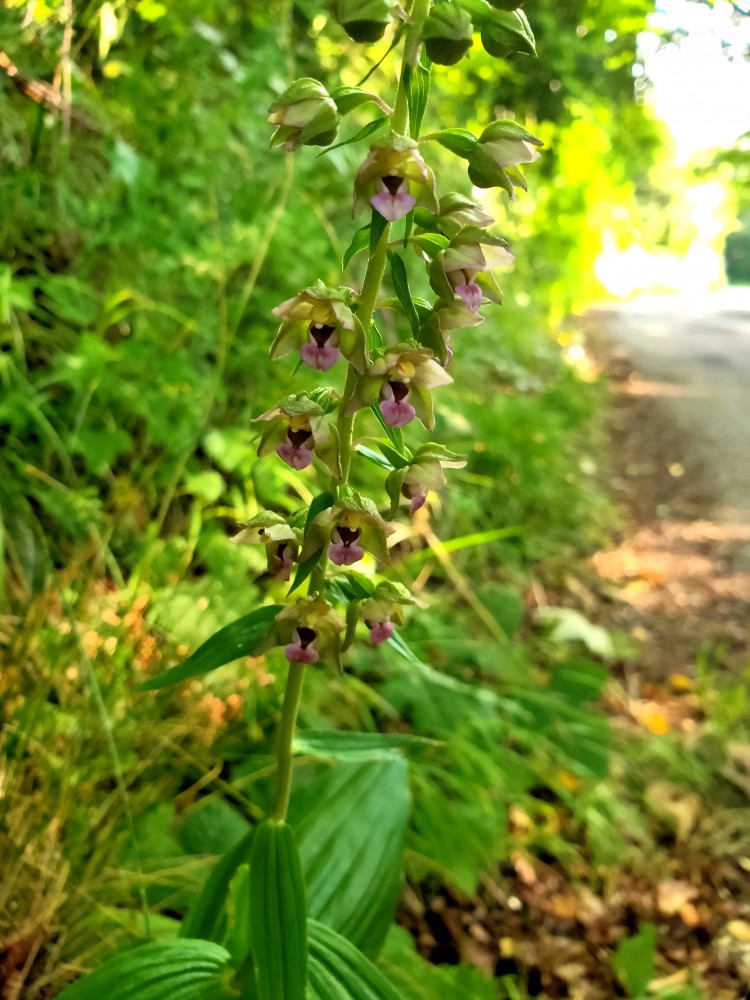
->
370;404;405;452
549;659;609;704
249;821;308;1000
140;605;283;691
387;251;421;338
288;546;324;595
355;444;395;470
307;920;402;1000
181;829;254;942
319;115;389;156
343;225;371;269
380;925;498;1000
612;923;657;997
294;730;439;761
55;939;233;1000
370;207;389;253
290;757;410;957
403;60;431;139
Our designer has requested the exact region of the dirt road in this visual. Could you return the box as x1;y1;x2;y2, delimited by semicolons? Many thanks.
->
582;290;750;676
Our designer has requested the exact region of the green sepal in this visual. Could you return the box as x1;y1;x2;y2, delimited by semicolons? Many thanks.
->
423;127;477;159
467;143;515;193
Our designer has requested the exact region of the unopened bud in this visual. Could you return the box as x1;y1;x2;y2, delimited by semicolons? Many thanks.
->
268;78;340;151
337;0;397;43
422;6;474;66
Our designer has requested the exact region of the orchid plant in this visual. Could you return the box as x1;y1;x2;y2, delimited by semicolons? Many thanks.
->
59;3;541;998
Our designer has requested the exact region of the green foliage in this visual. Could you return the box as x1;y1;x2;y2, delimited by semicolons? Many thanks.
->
249;821;308;1000
612;923;658;997
0;0;672;998
55;939;233;1000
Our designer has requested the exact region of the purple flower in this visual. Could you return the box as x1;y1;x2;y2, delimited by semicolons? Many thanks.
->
299;322;342;371
454;276;483;313
370;176;416;222
284;626;320;664
270;541;295;581
366;619;394;645
380;381;417;428
328;525;365;566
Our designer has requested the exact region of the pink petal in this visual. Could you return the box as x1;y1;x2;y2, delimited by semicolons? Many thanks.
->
369;620;394;646
300;342;341;371
276;442;313;470
328;542;365;566
456;281;483;313
380;397;416;428
370;191;416;222
284;641;319;664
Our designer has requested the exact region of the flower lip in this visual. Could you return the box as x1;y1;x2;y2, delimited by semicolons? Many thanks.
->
382;174;405;195
367;619;394;645
309;322;336;347
287;427;313;448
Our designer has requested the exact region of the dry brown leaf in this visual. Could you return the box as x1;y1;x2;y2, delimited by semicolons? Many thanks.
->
645;781;701;838
657;880;698;916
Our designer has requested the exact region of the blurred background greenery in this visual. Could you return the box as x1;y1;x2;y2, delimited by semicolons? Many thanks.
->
2;1;749;998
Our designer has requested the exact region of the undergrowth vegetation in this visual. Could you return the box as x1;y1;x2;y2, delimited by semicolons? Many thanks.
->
2;2;747;999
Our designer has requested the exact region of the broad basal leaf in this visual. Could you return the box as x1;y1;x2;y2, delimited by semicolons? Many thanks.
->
56;939;233;1000
290;757;410;957
249;821;308;1000
307;920;401;1000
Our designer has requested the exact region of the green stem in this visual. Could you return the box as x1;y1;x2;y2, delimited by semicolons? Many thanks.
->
271;660;306;822
338;228;390;480
270;2;433;826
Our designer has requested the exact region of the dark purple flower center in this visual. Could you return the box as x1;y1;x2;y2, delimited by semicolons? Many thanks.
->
287;427;313;448
309;322;336;348
335;526;360;547
382;175;404;196
388;380;409;403
296;626;317;648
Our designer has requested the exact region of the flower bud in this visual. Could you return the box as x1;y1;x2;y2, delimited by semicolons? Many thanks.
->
481;9;536;60
337;0;397;43
422;5;474;66
268;78;340;152
467;119;543;195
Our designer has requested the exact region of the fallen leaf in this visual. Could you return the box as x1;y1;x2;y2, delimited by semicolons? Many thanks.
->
657;880;698;916
645;781;701;839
